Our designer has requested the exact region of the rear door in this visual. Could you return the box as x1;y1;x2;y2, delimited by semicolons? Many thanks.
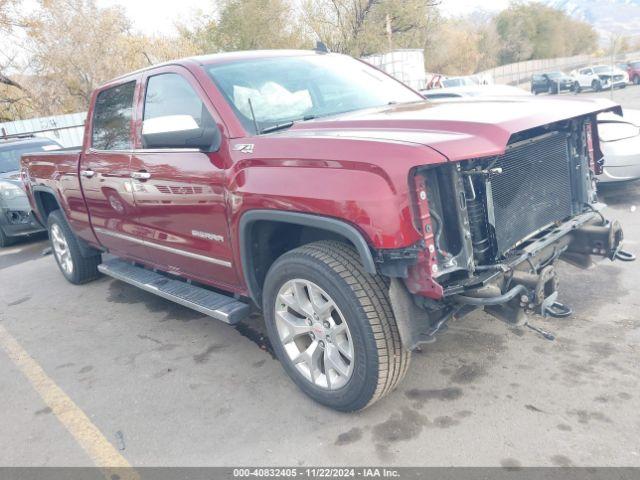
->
80;79;150;261
128;66;240;289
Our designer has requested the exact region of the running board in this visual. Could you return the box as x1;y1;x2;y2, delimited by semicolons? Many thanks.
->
98;259;249;325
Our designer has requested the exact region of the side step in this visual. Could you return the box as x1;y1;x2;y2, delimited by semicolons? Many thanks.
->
98;258;250;325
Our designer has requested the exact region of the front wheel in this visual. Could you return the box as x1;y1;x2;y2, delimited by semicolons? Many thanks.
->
262;241;410;411
573;82;582;94
47;210;101;284
634;76;640;85
592;79;602;92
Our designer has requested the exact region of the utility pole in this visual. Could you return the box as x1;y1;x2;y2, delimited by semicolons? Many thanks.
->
610;34;617;100
386;13;393;52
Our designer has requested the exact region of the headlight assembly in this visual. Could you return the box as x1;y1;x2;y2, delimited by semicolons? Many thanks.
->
598;121;640;142
0;181;25;200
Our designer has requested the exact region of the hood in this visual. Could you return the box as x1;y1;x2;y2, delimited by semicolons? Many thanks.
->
276;97;621;161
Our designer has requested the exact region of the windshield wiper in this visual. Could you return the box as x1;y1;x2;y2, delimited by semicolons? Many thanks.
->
260;121;295;134
259;115;317;135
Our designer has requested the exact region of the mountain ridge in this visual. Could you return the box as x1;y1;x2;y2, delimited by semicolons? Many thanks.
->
545;0;640;38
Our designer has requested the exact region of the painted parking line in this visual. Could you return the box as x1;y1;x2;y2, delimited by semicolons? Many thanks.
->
0;324;139;480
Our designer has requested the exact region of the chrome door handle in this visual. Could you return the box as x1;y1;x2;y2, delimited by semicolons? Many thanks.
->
80;169;95;178
131;171;151;180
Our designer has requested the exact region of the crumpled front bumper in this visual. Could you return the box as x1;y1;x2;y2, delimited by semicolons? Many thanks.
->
0;207;45;238
452;213;632;324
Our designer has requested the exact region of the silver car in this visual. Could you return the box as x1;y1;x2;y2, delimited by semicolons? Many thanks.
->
597;109;640;184
0;136;61;247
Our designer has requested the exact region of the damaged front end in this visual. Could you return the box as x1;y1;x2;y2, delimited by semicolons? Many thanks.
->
385;116;635;350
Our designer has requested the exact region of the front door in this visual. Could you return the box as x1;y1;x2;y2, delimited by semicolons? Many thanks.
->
129;68;239;290
80;79;149;261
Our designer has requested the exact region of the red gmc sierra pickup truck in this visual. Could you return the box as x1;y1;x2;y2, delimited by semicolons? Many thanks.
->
21;49;633;411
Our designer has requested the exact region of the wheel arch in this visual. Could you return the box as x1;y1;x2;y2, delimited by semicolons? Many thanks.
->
239;210;376;305
32;185;63;223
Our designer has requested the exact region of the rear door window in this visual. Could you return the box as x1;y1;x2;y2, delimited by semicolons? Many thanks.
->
92;81;136;150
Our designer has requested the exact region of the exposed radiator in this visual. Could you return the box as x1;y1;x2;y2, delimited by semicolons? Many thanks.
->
487;132;573;256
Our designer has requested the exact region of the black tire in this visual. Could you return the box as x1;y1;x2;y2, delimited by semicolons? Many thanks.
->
47;210;101;284
0;227;14;248
573;82;581;94
592;79;602;92
262;241;410;411
634;76;640;85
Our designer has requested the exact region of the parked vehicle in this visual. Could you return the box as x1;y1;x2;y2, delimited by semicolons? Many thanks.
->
531;71;574;95
571;65;629;92
625;60;640;85
421;84;530;100
440;76;478;88
21;50;633;411
0;136;60;247
597;109;640;183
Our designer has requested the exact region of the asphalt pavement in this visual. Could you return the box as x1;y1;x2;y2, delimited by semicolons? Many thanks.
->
0;88;639;469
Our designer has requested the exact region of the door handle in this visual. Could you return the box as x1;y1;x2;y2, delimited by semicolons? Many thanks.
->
80;169;95;178
131;171;151;180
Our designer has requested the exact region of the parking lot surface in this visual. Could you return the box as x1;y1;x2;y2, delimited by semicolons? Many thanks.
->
1;89;639;468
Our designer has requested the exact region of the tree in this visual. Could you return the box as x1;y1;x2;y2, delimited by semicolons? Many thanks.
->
18;0;199;116
180;0;308;53
0;0;30;121
302;0;440;57
494;3;597;64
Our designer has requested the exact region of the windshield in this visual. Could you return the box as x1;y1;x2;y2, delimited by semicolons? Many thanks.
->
593;66;611;74
0;141;59;173
206;54;422;134
547;72;563;78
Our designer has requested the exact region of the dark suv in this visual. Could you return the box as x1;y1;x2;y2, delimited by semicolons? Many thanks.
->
0;136;61;247
531;71;574;95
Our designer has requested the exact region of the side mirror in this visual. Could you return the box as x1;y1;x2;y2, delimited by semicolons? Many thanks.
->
142;115;221;151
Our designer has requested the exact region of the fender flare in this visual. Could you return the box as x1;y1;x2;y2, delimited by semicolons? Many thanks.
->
239;210;377;304
31;185;100;258
31;185;63;222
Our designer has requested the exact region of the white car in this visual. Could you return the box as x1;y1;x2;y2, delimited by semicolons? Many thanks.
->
571;65;629;92
597;109;640;184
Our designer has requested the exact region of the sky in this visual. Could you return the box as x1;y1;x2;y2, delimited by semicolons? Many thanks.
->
97;0;513;36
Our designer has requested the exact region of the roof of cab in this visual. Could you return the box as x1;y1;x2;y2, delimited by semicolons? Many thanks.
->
106;49;327;85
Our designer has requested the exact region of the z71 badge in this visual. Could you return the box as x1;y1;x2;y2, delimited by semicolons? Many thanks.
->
232;143;254;154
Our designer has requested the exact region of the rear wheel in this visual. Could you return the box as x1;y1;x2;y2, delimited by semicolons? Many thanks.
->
634;76;640;85
592;79;602;92
262;241;410;411
47;210;101;284
573;81;581;94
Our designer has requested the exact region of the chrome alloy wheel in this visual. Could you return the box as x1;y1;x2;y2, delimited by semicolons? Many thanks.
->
275;279;354;390
50;223;73;275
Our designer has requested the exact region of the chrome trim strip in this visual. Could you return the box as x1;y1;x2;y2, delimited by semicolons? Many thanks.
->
132;148;201;153
87;148;201;154
94;227;232;268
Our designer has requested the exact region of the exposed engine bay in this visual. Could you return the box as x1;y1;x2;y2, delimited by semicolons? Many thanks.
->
391;116;634;350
